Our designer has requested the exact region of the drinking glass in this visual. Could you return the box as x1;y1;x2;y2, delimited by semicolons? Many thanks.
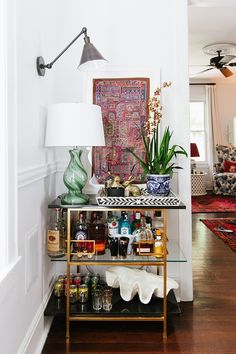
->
92;289;103;311
102;287;113;311
108;237;119;258
119;237;129;259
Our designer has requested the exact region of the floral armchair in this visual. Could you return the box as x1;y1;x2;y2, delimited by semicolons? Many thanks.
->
213;145;236;196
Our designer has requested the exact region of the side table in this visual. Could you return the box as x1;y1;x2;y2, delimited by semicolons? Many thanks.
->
191;172;207;196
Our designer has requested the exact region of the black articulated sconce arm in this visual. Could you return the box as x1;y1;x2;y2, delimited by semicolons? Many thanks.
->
36;27;107;76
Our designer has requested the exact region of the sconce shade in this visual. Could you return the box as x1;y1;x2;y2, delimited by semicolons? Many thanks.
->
190;143;200;158
78;36;108;70
45;103;105;147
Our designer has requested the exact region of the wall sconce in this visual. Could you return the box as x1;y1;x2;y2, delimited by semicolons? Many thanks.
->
36;27;107;76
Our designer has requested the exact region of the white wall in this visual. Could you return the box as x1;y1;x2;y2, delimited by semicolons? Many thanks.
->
0;1;192;353
54;0;192;301
0;0;59;353
215;82;236;145
189;80;236;147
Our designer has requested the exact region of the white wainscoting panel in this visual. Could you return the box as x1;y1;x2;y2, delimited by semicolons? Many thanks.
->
18;162;57;189
25;225;39;294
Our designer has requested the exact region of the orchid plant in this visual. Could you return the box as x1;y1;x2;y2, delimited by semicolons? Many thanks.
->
127;82;188;178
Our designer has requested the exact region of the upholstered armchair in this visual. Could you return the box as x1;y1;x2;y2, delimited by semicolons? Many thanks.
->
213;145;236;196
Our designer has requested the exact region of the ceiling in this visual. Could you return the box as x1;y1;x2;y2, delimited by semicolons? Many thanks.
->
188;1;236;82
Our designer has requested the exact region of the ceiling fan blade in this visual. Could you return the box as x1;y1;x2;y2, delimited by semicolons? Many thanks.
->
189;65;214;77
228;62;236;67
190;67;214;77
219;55;236;65
219;67;234;77
198;67;214;74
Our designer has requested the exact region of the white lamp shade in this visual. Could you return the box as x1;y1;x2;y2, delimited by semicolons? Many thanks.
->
45;103;105;147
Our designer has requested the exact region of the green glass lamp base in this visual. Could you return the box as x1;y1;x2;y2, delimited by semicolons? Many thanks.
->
61;148;89;205
61;191;89;205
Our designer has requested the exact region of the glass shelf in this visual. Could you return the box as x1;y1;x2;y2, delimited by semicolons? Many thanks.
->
48;194;186;210
44;288;181;317
50;242;186;264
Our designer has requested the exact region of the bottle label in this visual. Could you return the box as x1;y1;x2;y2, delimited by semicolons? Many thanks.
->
120;226;129;235
154;244;163;255
75;231;87;240
47;230;60;252
137;247;151;253
108;221;119;236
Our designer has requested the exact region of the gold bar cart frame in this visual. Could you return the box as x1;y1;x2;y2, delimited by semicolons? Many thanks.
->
65;207;168;341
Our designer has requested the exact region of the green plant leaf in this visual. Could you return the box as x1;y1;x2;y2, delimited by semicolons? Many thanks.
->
126;147;148;169
126;123;188;177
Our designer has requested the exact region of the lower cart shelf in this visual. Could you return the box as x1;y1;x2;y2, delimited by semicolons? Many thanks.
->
45;288;181;319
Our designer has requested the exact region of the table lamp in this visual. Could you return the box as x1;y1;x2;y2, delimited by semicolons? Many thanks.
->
45;103;105;205
190;143;200;173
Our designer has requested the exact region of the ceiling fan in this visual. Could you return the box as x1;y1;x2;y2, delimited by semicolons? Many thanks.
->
194;43;236;78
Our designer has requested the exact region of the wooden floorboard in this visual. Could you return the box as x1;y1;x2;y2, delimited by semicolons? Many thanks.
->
42;212;236;354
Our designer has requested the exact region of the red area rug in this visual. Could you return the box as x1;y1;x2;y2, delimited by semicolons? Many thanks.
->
192;194;236;213
201;218;236;253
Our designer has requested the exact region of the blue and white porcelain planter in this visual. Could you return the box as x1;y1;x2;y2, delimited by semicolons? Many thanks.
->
146;174;170;196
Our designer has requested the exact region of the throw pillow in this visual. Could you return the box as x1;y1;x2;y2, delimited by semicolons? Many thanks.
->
216;145;236;172
224;160;236;173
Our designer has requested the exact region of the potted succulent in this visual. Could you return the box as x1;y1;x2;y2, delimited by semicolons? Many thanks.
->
127;82;188;196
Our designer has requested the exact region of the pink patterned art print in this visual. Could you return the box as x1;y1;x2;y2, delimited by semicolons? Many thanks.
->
92;78;150;183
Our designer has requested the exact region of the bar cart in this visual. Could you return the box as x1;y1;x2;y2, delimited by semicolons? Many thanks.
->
45;192;186;341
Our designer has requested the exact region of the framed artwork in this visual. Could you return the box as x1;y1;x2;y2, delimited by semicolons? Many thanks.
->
92;77;150;183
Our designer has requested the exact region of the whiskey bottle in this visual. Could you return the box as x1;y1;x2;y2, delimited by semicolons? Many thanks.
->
132;216;154;255
89;212;106;255
73;212;88;252
47;208;66;258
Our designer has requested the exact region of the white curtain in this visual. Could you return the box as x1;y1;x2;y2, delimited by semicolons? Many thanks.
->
206;85;222;175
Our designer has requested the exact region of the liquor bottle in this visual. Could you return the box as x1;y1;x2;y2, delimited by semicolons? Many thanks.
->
89;212;106;255
131;211;142;232
118;211;126;232
120;212;131;236
132;216;154;255
145;214;152;229
47;208;66;258
152;211;164;230
107;211;119;237
130;211;135;225
73;212;88;252
145;222;154;241
61;209;67;251
154;229;163;258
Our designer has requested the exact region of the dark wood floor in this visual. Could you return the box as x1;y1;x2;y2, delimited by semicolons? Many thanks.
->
42;212;236;354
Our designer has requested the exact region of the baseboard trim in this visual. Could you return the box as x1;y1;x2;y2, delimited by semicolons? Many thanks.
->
17;286;54;354
30;316;53;354
18;162;57;189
